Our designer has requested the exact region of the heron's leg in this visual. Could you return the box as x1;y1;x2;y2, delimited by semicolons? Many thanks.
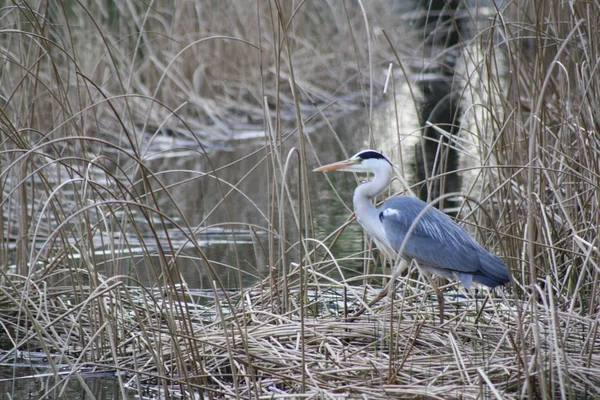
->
434;279;445;324
421;270;445;323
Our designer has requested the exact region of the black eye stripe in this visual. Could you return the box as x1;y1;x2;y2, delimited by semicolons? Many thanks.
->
358;150;384;160
356;150;391;164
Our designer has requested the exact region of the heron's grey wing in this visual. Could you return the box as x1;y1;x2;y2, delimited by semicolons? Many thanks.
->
379;197;509;285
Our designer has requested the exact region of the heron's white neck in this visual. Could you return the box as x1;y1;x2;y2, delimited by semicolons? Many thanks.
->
353;164;392;221
352;163;393;254
354;163;393;201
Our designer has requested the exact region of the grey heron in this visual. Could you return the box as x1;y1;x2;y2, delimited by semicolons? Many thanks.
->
313;149;510;289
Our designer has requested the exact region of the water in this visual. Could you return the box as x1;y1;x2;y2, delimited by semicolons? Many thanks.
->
0;365;138;400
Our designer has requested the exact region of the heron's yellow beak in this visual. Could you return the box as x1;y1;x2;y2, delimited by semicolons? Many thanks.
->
313;158;358;172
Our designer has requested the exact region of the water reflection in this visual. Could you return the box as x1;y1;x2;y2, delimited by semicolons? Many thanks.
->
117;139;273;290
411;0;470;212
0;365;138;400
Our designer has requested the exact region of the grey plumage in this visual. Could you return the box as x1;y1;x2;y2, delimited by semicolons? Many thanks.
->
379;196;509;288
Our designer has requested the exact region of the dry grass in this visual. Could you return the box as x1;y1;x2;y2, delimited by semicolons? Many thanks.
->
1;0;599;399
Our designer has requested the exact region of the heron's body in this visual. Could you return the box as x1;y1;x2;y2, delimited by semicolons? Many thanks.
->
314;150;510;289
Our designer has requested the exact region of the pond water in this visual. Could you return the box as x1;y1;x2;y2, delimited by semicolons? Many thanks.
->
0;365;137;400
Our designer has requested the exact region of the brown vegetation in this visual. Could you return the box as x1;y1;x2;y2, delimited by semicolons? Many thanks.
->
0;1;598;398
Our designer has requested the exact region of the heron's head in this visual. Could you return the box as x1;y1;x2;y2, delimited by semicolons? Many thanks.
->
313;150;392;174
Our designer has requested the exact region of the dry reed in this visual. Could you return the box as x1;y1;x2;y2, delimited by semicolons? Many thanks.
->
0;0;599;399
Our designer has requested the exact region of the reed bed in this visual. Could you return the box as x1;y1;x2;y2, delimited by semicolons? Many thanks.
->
1;269;598;398
1;0;599;399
